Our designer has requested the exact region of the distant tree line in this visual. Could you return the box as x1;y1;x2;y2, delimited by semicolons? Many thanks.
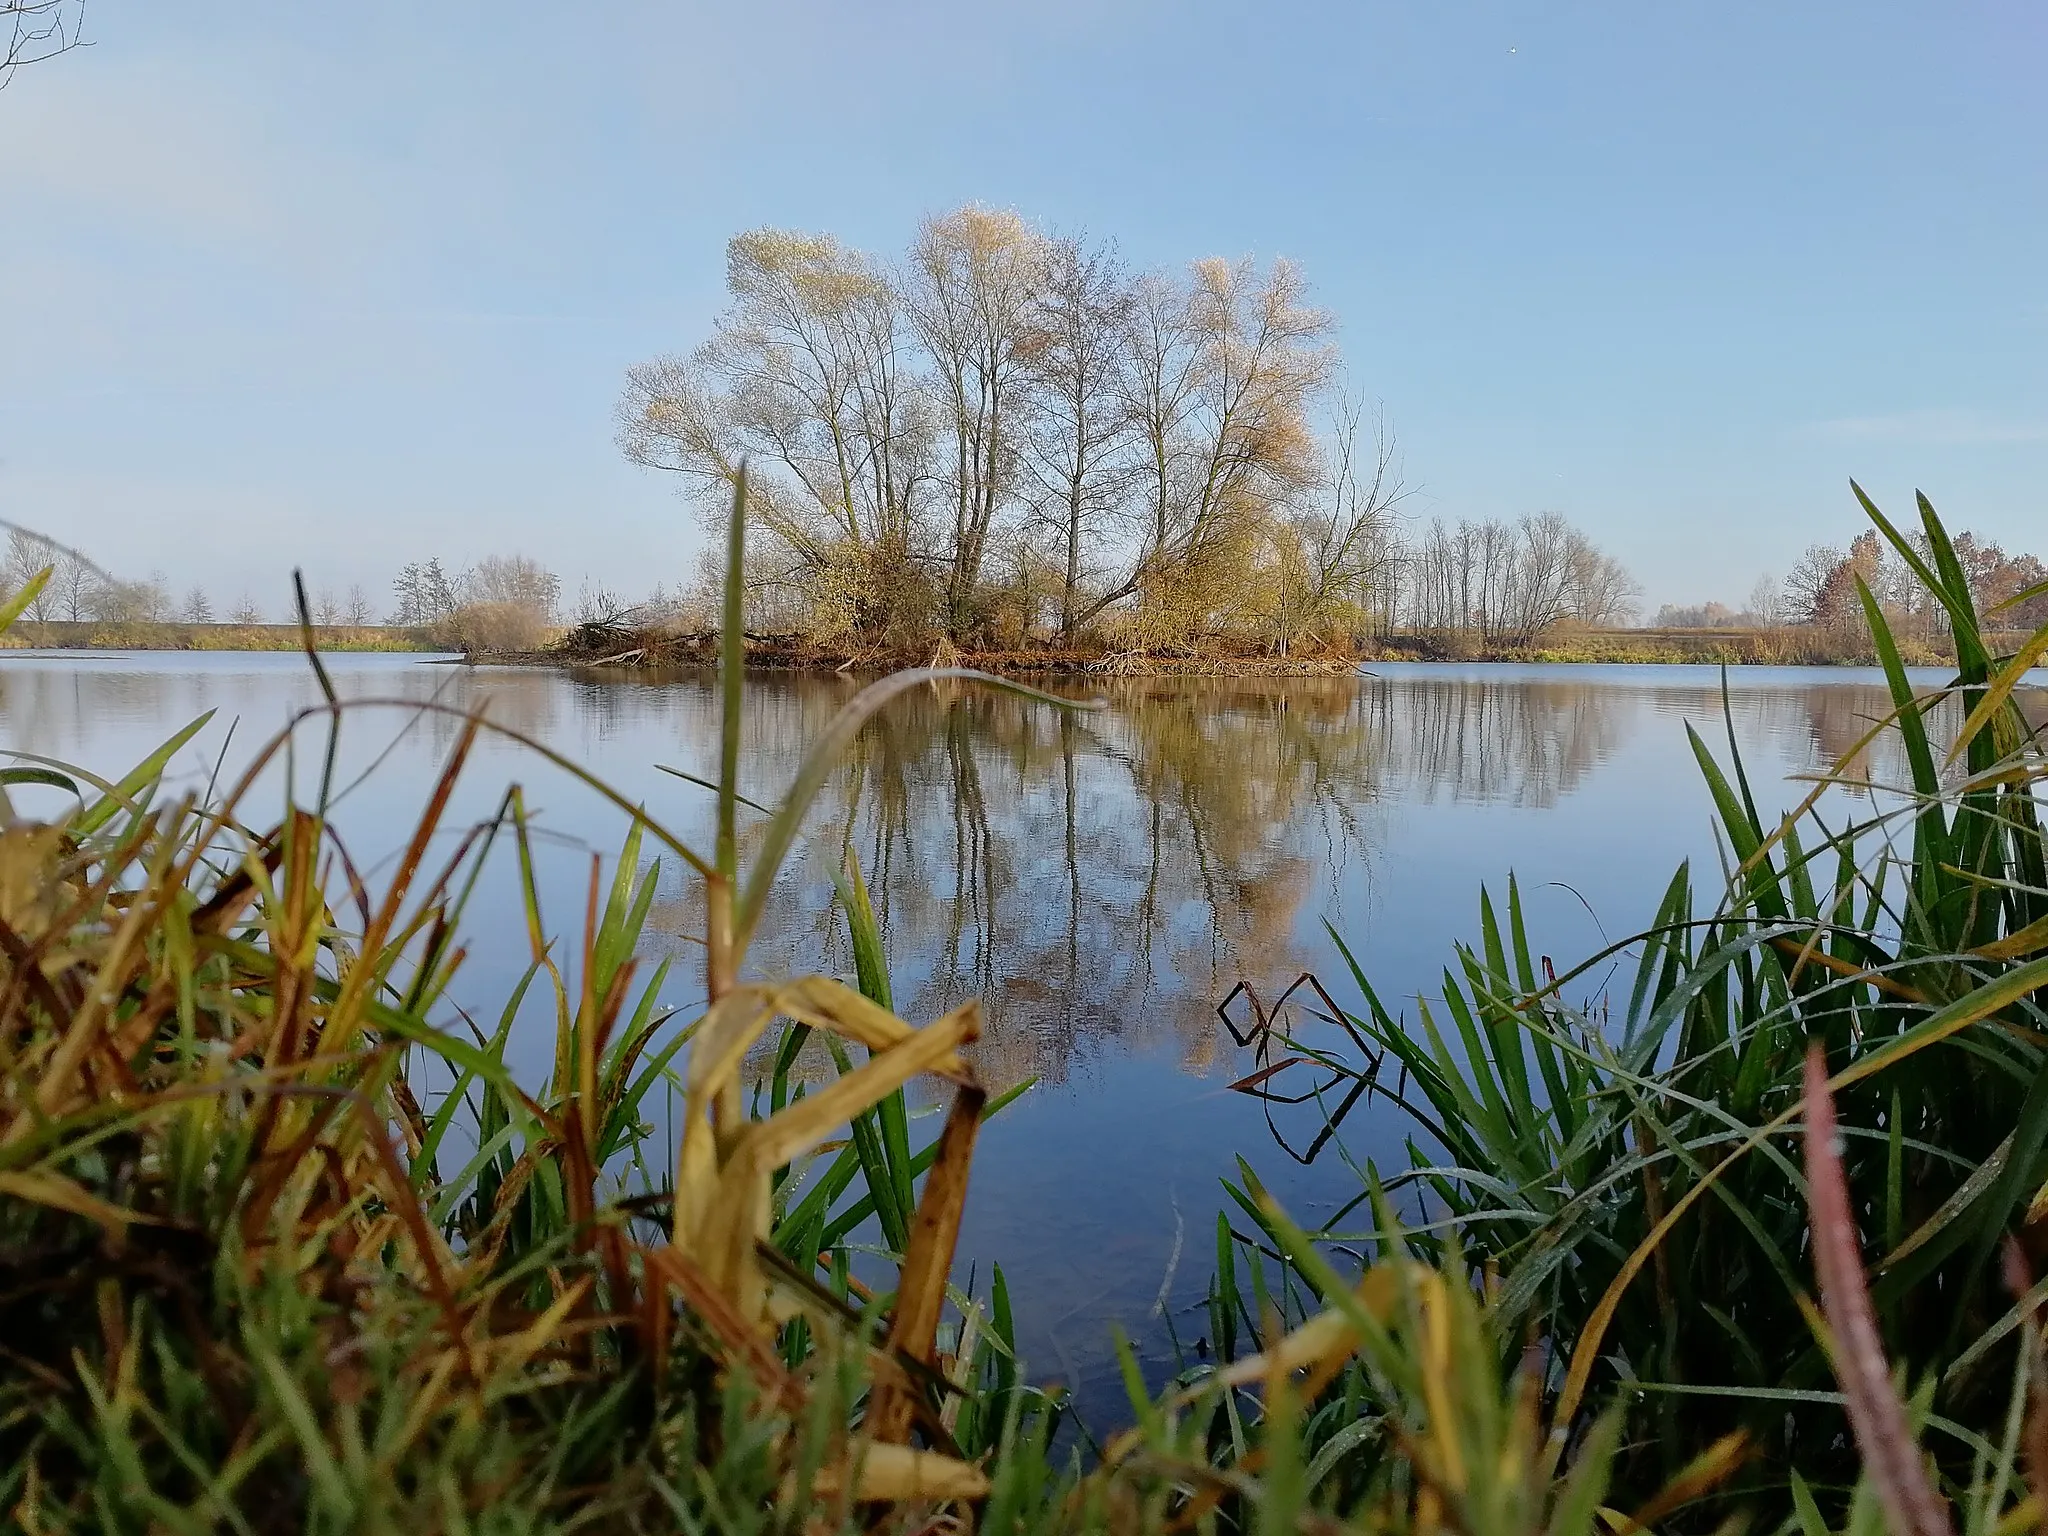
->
1662;529;2048;637
0;524;586;649
1781;528;2048;635
390;553;564;650
3;528;374;631
619;209;1637;655
1396;513;1640;644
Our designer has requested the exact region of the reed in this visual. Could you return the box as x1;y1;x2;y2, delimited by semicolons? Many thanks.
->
1235;485;2048;1524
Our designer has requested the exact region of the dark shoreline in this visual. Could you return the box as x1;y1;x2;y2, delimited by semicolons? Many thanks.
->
11;621;2013;672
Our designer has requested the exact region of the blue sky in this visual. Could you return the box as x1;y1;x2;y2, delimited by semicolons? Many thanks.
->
2;0;2042;615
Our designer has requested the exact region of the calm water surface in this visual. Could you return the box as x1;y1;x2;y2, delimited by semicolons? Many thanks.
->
2;650;1994;1408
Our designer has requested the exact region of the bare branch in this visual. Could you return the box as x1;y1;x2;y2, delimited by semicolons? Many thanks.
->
3;0;87;89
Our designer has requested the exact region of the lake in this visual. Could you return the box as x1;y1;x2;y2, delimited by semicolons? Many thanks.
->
1;649;1981;1414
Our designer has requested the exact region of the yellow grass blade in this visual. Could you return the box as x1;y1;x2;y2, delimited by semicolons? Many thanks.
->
819;1442;990;1503
738;1003;979;1175
867;1081;987;1443
1947;624;2048;769
0;1170;161;1234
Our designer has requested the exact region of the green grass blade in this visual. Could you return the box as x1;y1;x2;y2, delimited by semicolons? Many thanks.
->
74;712;217;837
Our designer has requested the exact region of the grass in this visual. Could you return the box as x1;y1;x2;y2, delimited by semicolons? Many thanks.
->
1379;623;2030;666
551;618;2011;677
4;475;2047;1532
1232;483;2048;1525
0;478;1101;1526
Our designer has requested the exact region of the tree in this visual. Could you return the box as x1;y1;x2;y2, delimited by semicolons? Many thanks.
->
1397;513;1636;643
574;580;630;629
618;217;1357;652
4;529;57;622
53;550;96;621
464;555;559;619
1121;268;1205;584
1746;573;1782;627
1655;601;1741;629
1263;395;1405;652
1783;543;1844;626
393;559;459;625
1798;530;1883;628
344;584;373;627
1949;532;2009;608
1017;233;1133;641
1498;512;1580;640
1103;257;1331;645
1994;553;2048;629
230;596;265;625
181;586;214;624
618;227;930;636
905;206;1046;636
314;588;342;626
136;574;173;622
1563;528;1642;627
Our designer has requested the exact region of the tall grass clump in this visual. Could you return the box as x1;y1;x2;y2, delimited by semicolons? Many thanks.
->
1229;484;2048;1523
0;478;1113;1529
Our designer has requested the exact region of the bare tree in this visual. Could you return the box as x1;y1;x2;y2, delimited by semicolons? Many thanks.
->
464;555;559;619
905;205;1046;636
573;580;629;628
180;586;213;624
73;569;166;623
230;595;265;625
1746;572;1781;627
53;549;96;621
4;529;57;621
1086;258;1331;645
1121;268;1205;579
1656;601;1742;629
1563;528;1642;627
1018;233;1133;640
314;588;342;626
1399;513;1636;642
1783;543;1844;626
344;583;372;626
134;573;173;622
393;559;460;625
617;218;1367;653
3;0;85;88
1498;512;1579;641
618;228;930;634
1264;396;1406;652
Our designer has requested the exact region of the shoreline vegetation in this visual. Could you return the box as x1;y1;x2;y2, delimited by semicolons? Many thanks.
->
541;619;2036;673
0;619;437;652
10;614;2040;672
10;479;2048;1532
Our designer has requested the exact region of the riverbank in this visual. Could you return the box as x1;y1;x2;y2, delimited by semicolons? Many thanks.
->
549;627;1367;676
0;620;438;651
5;616;2003;672
527;620;1969;674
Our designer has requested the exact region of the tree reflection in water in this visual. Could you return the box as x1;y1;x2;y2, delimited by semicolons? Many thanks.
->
624;666;1976;1099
